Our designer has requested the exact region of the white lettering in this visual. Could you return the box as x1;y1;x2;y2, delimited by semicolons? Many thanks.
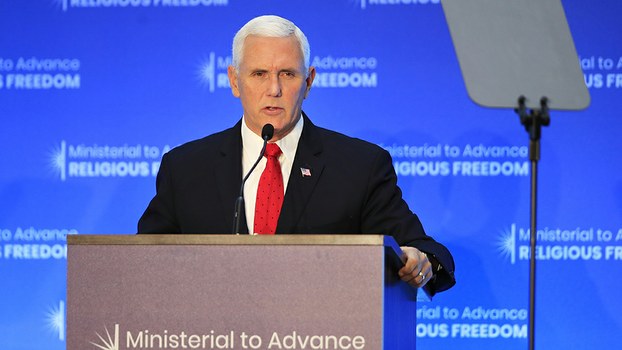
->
518;227;595;242
313;72;377;88
68;144;143;159
15;57;80;71
462;144;528;158
13;227;77;241
0;58;14;71
416;323;449;338
461;307;528;321
4;74;80;89
450;323;527;338
68;161;151;177
518;245;603;261
311;56;377;70
605;246;622;260
394;161;450;176
451;161;529;176
3;244;67;259
381;143;442;158
606;73;622;88
584;73;604;88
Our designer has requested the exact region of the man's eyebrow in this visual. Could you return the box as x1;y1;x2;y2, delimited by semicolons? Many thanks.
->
278;67;305;73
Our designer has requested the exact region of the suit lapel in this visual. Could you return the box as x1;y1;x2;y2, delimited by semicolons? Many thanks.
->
276;114;325;233
214;120;248;234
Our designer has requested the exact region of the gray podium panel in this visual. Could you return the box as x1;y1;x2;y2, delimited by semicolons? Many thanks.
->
67;235;421;350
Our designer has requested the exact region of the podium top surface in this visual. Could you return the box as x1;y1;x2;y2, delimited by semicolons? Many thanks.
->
67;234;395;247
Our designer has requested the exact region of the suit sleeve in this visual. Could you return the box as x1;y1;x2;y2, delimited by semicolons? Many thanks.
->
137;152;181;234
361;148;456;294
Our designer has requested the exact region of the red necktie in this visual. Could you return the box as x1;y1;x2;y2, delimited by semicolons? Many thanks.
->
254;143;283;235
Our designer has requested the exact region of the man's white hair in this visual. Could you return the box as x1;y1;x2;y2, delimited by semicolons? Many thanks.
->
232;15;310;75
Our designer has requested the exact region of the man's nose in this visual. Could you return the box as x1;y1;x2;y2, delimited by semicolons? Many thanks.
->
267;73;282;97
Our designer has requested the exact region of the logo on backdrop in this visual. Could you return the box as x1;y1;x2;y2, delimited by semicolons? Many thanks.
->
381;143;529;177
0;228;76;260
581;54;622;89
199;52;231;93
198;52;379;91
50;141;170;180
46;300;66;342
0;57;80;90
356;0;440;10
498;224;622;264
54;0;228;12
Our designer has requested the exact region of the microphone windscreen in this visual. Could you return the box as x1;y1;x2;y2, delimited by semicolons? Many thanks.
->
262;124;274;141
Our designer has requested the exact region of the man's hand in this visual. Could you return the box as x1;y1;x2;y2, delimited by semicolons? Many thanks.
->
398;246;432;288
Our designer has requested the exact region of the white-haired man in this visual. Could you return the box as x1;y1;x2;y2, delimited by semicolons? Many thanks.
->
139;15;455;295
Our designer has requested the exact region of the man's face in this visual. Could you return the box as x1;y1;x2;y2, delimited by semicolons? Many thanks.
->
228;35;315;141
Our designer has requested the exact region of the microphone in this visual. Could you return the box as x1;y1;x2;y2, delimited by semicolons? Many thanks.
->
261;124;275;141
232;124;274;234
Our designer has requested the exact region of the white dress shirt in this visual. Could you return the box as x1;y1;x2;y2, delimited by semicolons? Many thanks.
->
241;116;303;234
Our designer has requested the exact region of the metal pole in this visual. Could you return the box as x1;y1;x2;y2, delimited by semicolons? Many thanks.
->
528;140;539;350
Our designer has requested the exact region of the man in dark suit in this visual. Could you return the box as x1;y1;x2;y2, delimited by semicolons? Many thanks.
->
138;15;455;295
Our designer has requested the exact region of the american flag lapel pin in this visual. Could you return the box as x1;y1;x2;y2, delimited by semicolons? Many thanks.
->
300;167;312;177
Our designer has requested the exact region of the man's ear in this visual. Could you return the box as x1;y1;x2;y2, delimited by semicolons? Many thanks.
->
227;66;240;97
303;66;316;99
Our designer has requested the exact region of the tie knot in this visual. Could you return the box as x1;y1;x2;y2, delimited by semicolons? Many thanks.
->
265;143;282;158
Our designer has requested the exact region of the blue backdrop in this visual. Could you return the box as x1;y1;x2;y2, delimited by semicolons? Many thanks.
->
1;0;621;349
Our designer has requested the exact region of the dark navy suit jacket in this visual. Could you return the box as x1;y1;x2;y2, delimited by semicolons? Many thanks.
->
138;113;455;294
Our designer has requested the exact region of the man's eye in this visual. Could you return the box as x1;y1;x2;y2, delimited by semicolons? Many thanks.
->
281;71;295;78
252;71;266;77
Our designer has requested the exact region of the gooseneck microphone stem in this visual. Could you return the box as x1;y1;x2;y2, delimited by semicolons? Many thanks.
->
232;124;274;234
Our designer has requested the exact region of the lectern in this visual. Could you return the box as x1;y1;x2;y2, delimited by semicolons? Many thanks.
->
67;234;428;349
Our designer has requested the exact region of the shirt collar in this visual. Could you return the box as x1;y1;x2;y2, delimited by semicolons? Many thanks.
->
241;115;304;162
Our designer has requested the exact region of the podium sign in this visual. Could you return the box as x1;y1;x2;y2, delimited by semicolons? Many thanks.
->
67;235;422;350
